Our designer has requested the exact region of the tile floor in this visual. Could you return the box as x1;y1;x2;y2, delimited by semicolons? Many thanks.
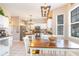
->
10;40;26;56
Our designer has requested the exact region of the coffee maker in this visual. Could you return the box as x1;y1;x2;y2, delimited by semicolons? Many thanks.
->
0;30;6;37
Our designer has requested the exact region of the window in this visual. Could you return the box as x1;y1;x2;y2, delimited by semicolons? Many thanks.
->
71;6;79;37
57;14;64;35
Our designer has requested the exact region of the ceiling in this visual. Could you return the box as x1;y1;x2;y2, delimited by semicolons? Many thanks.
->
1;3;66;20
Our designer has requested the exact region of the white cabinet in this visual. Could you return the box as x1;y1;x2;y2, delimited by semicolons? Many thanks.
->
0;37;13;56
9;36;13;47
0;15;9;28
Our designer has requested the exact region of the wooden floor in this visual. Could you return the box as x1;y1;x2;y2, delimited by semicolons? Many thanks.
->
10;40;26;56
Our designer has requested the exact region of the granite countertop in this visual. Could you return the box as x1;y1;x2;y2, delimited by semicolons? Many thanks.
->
0;35;12;40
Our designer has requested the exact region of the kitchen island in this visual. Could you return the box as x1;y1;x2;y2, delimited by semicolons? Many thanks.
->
23;35;79;56
29;39;79;56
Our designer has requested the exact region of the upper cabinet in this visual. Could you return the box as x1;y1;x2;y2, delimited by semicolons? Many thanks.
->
0;15;9;28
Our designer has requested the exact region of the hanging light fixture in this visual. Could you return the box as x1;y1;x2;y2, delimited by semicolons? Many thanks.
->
41;3;51;17
27;15;33;31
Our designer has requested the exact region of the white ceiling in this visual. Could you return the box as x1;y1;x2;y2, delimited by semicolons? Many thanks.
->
1;3;66;19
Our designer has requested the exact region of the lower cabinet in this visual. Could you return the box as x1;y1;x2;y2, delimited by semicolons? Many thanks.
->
0;36;13;56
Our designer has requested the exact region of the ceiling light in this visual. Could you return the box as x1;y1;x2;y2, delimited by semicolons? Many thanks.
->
41;3;51;17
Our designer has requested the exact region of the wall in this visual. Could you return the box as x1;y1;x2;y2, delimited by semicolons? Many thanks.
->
0;4;11;17
53;5;66;36
0;4;12;35
52;3;79;39
67;4;79;44
52;3;79;55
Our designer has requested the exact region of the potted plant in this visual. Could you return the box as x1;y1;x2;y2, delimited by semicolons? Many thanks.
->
0;7;5;16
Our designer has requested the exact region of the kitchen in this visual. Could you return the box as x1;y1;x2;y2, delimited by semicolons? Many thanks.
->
0;3;79;56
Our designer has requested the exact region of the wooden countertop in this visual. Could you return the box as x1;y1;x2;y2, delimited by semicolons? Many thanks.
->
30;39;79;48
30;39;56;48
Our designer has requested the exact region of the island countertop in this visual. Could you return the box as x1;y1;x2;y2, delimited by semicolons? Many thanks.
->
30;39;79;49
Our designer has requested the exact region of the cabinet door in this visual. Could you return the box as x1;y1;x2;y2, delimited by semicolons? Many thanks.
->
3;17;9;28
9;36;13;47
0;16;5;27
0;16;9;28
